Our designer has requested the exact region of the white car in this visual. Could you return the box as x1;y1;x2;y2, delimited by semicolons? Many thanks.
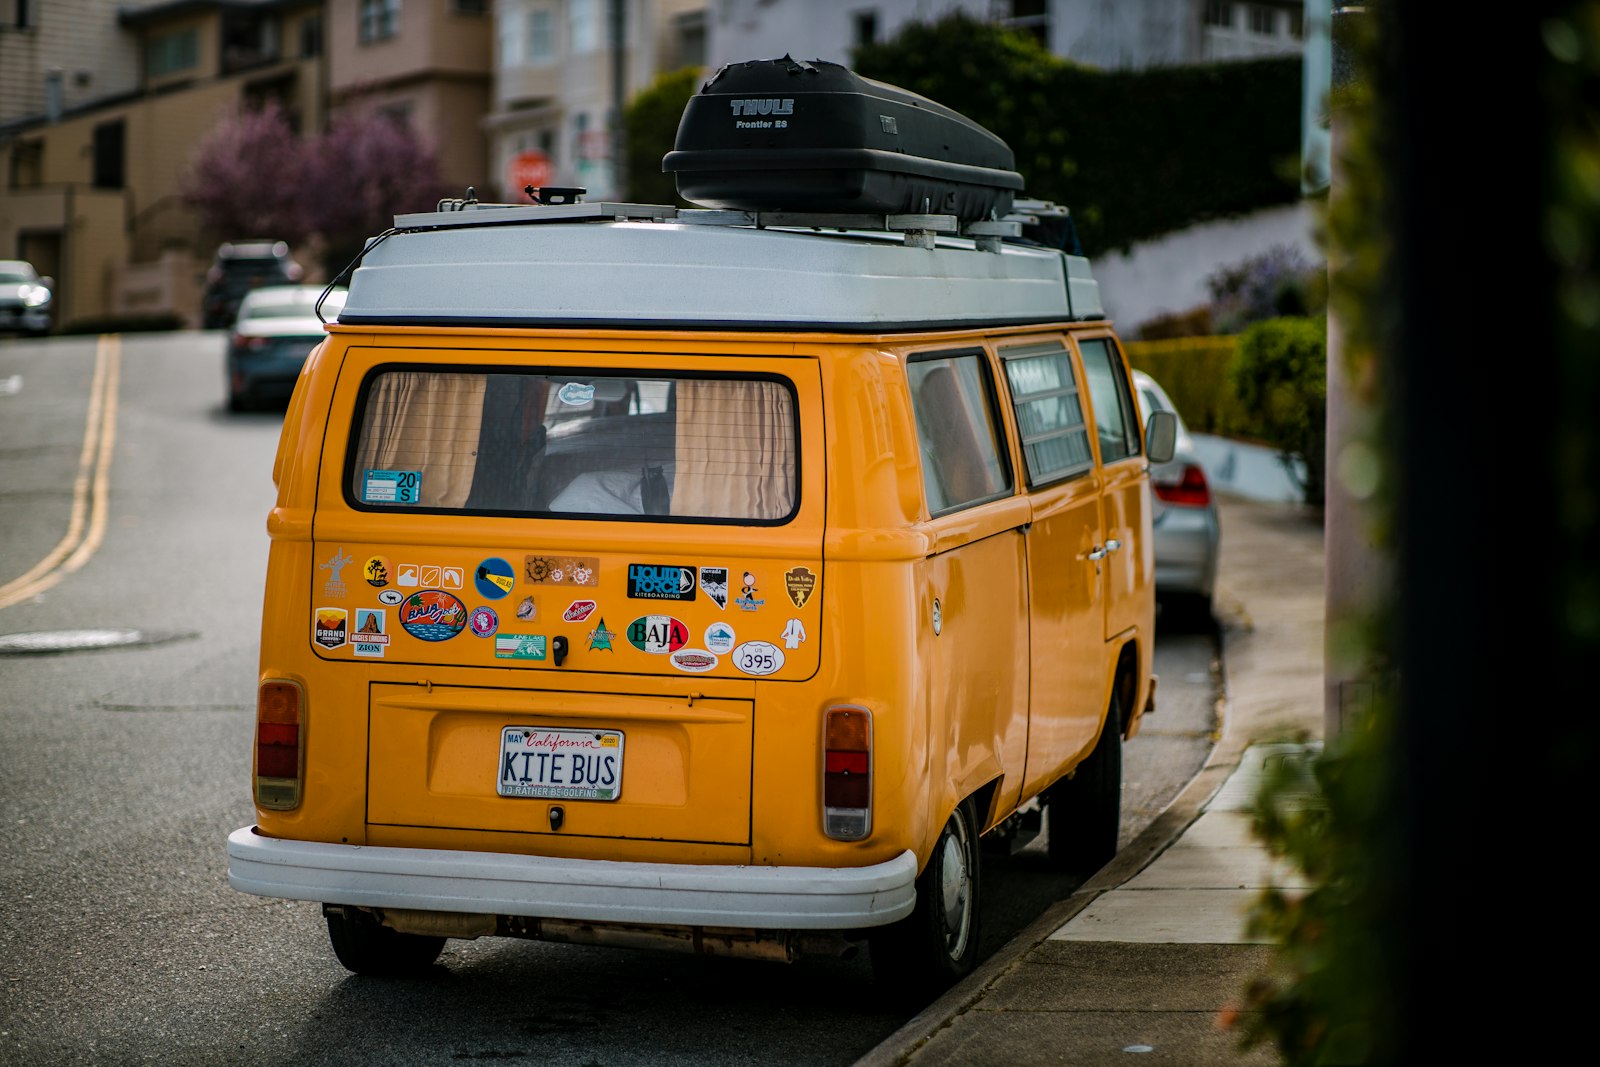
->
225;285;344;411
1133;369;1221;624
0;260;54;337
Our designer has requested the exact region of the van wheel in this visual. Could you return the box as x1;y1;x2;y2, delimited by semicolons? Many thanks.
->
326;908;445;976
870;797;981;999
1045;688;1124;874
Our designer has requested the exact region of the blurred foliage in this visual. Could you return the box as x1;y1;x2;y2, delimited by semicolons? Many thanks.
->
851;13;1302;254
180;103;449;279
1207;244;1328;333
625;67;703;205
1229;316;1328;507
1123;335;1242;435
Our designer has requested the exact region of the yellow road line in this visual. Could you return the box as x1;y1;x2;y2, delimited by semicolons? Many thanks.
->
0;334;122;610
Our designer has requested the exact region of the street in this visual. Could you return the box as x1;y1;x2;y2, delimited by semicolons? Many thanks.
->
0;331;1221;1066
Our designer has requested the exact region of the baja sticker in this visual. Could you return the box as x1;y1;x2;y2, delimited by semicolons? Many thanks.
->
314;607;348;649
734;570;765;611
469;606;499;637
563;599;598;622
362;469;420;504
319;547;354;598
396;564;419;587
784;566;817;608
781;618;807;649
524;555;600;586
625;615;690;654
378;589;404;606
474;557;516;600
588;618;615;651
353;608;389;657
670;649;718;673
398;590;467;642
731;640;784;676
495;634;547;660
515;595;537;621
557;381;596;405
627;564;696;601
363;555;392;588
704;621;736;655
699;567;729;610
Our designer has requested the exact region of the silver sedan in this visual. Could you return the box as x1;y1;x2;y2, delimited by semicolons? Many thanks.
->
1133;369;1221;624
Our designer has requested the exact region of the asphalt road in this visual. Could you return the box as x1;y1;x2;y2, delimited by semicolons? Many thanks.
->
0;331;1220;1067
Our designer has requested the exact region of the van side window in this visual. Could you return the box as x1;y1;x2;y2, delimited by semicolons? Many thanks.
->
348;369;797;522
907;352;1012;514
1077;337;1140;463
1000;342;1095;485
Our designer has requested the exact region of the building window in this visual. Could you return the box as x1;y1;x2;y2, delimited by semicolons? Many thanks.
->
300;14;324;58
674;9;706;68
15;0;34;30
1203;1;1234;28
1248;4;1277;34
528;6;555;62
359;0;400;45
570;0;598;54
93;120;126;190
1289;5;1305;38
147;28;199;78
1008;0;1049;47
852;10;878;48
454;0;488;13
9;139;43;189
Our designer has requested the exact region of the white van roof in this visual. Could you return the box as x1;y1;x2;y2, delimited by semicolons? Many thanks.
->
335;200;1103;332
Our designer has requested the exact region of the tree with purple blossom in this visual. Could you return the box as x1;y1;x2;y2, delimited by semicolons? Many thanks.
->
178;101;312;246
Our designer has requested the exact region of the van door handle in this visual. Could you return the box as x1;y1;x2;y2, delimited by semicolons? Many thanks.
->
1087;545;1108;561
1105;539;1122;553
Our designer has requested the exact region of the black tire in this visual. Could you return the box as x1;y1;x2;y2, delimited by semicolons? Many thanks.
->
1158;592;1215;633
325;908;445;977
870;796;982;1000
1045;688;1124;874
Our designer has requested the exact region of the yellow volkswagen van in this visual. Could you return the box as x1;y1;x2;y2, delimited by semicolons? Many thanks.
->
227;59;1176;996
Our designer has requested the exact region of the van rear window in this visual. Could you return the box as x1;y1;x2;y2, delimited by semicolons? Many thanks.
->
347;369;797;522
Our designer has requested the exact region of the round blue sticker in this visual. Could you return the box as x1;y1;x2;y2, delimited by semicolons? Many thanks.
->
474;557;515;600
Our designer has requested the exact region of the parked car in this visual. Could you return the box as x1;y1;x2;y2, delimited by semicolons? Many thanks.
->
0;260;54;336
202;240;303;330
225;285;344;411
1132;369;1220;624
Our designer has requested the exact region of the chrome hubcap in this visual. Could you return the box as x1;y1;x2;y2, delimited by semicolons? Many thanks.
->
937;815;972;959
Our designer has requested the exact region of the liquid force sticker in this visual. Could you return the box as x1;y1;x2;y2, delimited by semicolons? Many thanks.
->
626;615;689;654
469;606;499;637
314;607;348;649
363;469;420;504
699;567;729;610
784;566;817;608
524;556;599;586
475;557;516;600
731;640;784;676
627;564;696;601
398;590;467;642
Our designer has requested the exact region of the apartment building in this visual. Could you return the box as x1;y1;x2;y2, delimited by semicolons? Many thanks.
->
489;0;705;202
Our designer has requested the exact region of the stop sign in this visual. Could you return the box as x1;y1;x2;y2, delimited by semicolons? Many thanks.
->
507;150;553;197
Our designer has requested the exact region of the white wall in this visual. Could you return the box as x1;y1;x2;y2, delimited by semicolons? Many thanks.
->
1093;200;1321;334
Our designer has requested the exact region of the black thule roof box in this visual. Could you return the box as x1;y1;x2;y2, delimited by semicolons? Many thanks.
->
663;56;1024;224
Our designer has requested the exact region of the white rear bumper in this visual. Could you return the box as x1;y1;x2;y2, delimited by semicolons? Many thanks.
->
227;826;917;930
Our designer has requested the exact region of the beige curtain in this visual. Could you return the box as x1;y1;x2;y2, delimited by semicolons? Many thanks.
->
670;380;795;519
355;372;487;508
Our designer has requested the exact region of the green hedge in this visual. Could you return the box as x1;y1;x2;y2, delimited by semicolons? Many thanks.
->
851;14;1302;254
1124;335;1245;436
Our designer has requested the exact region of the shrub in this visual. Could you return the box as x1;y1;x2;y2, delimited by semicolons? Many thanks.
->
1123;335;1242;435
1229;315;1328;506
625;67;703;205
1207;245;1327;334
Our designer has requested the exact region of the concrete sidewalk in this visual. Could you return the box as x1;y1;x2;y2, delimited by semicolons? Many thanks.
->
857;494;1326;1066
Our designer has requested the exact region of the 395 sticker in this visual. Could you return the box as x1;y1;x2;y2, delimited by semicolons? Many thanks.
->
730;640;784;676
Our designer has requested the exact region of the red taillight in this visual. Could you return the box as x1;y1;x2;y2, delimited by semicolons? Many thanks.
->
823;705;872;840
255;680;304;810
231;333;269;351
1154;464;1212;507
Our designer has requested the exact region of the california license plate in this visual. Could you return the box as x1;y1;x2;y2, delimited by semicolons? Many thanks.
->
497;726;624;800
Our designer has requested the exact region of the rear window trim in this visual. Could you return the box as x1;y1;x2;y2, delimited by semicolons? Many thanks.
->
340;360;804;527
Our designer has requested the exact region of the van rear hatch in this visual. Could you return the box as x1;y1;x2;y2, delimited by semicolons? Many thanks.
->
308;346;825;844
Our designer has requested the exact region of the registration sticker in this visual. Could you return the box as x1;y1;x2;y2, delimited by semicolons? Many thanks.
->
498;727;624;800
363;469;420;504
